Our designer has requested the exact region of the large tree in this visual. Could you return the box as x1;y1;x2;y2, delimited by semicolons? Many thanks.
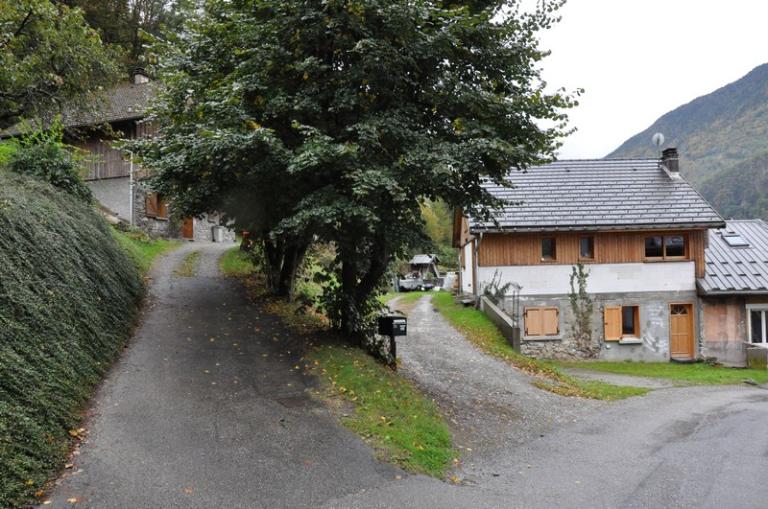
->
62;0;196;69
0;0;118;130
133;0;577;337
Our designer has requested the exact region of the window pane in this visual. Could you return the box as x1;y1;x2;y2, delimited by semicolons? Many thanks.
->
751;310;764;343
579;237;595;259
622;306;636;335
645;236;663;257
542;238;556;260
665;235;686;257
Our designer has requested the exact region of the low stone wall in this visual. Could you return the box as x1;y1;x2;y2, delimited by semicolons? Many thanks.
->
479;296;519;352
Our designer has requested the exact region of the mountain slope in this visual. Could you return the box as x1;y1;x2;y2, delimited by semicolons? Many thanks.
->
608;63;768;187
698;151;768;220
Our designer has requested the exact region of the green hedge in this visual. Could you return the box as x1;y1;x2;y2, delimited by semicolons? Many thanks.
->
0;174;143;507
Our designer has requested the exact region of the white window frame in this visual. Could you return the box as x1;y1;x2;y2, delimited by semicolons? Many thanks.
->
746;305;768;345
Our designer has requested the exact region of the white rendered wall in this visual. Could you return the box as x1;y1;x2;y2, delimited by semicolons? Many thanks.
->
461;242;474;294
477;261;696;296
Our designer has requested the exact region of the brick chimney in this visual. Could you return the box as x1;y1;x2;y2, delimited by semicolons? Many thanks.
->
661;147;679;173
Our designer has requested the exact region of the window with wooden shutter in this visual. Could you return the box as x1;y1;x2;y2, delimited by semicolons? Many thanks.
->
145;192;159;218
604;306;622;341
157;195;169;219
524;307;559;337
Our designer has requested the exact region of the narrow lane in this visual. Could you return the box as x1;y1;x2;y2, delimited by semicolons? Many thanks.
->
42;243;400;509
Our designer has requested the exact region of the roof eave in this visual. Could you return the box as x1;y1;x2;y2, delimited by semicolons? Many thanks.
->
469;220;726;234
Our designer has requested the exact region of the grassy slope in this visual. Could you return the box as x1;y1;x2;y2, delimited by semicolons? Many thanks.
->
219;247;455;477
431;293;649;400
0;174;144;508
112;230;180;274
219;247;256;277
557;360;768;385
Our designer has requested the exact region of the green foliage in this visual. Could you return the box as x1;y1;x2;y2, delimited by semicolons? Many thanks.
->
0;173;143;508
556;360;768;385
308;344;454;477
698;151;768;220
0;141;17;166
0;0;119;130
219;247;258;277
568;263;595;356
431;293;648;400
62;0;195;70
130;0;578;342
111;228;181;274
8;121;92;201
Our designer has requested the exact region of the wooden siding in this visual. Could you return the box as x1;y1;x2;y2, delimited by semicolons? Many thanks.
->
478;230;708;278
75;138;132;180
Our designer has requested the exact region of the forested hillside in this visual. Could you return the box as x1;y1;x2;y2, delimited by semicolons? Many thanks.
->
608;63;768;218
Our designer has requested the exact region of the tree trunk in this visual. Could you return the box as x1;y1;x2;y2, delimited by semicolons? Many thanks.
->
277;241;309;300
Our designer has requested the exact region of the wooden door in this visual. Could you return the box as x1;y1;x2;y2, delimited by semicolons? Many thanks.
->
670;304;694;359
182;217;194;239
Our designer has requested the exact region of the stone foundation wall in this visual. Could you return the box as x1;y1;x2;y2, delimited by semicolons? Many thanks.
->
500;290;699;362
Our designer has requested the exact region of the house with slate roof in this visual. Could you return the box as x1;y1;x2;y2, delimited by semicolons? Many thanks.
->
2;70;233;242
698;220;768;367
453;148;726;361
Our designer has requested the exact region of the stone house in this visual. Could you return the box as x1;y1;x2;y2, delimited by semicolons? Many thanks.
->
454;149;726;361
697;220;768;367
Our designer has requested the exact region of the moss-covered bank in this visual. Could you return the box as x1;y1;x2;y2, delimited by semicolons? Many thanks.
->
0;174;144;507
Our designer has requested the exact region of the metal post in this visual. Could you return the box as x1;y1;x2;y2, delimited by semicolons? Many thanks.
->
389;334;397;370
129;152;134;226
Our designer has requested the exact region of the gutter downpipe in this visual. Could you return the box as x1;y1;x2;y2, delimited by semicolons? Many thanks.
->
473;231;484;305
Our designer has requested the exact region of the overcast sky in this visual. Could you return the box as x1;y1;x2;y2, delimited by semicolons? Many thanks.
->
535;0;768;159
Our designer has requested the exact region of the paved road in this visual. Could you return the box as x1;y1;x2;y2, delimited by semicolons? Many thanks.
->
335;296;768;509
42;260;768;508
42;243;401;508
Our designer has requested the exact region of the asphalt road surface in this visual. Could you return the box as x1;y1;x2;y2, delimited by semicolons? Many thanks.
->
40;250;768;508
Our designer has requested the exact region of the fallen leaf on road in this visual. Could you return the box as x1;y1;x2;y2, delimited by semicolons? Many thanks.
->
182;487;194;494
67;497;79;504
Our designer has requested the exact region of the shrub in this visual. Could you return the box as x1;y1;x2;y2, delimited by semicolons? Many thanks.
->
8;121;92;202
0;173;143;507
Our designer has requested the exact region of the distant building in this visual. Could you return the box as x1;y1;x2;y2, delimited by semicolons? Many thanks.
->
3;69;233;242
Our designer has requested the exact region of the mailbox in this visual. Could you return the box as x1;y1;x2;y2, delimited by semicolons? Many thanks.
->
378;315;407;337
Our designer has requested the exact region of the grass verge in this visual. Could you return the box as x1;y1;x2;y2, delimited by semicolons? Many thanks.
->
379;291;431;306
431;293;649;400
222;247;455;477
219;247;257;277
556;360;768;385
112;229;181;274
175;251;201;277
308;344;454;477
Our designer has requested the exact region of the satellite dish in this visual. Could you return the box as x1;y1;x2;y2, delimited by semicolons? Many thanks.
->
652;132;665;148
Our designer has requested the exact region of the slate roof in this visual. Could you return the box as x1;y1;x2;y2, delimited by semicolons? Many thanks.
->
409;254;439;265
698;220;768;295
471;159;724;232
1;81;157;136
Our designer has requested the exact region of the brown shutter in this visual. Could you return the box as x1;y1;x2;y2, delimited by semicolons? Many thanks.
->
524;308;542;336
604;306;622;341
157;196;168;219
542;308;559;336
145;193;159;217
